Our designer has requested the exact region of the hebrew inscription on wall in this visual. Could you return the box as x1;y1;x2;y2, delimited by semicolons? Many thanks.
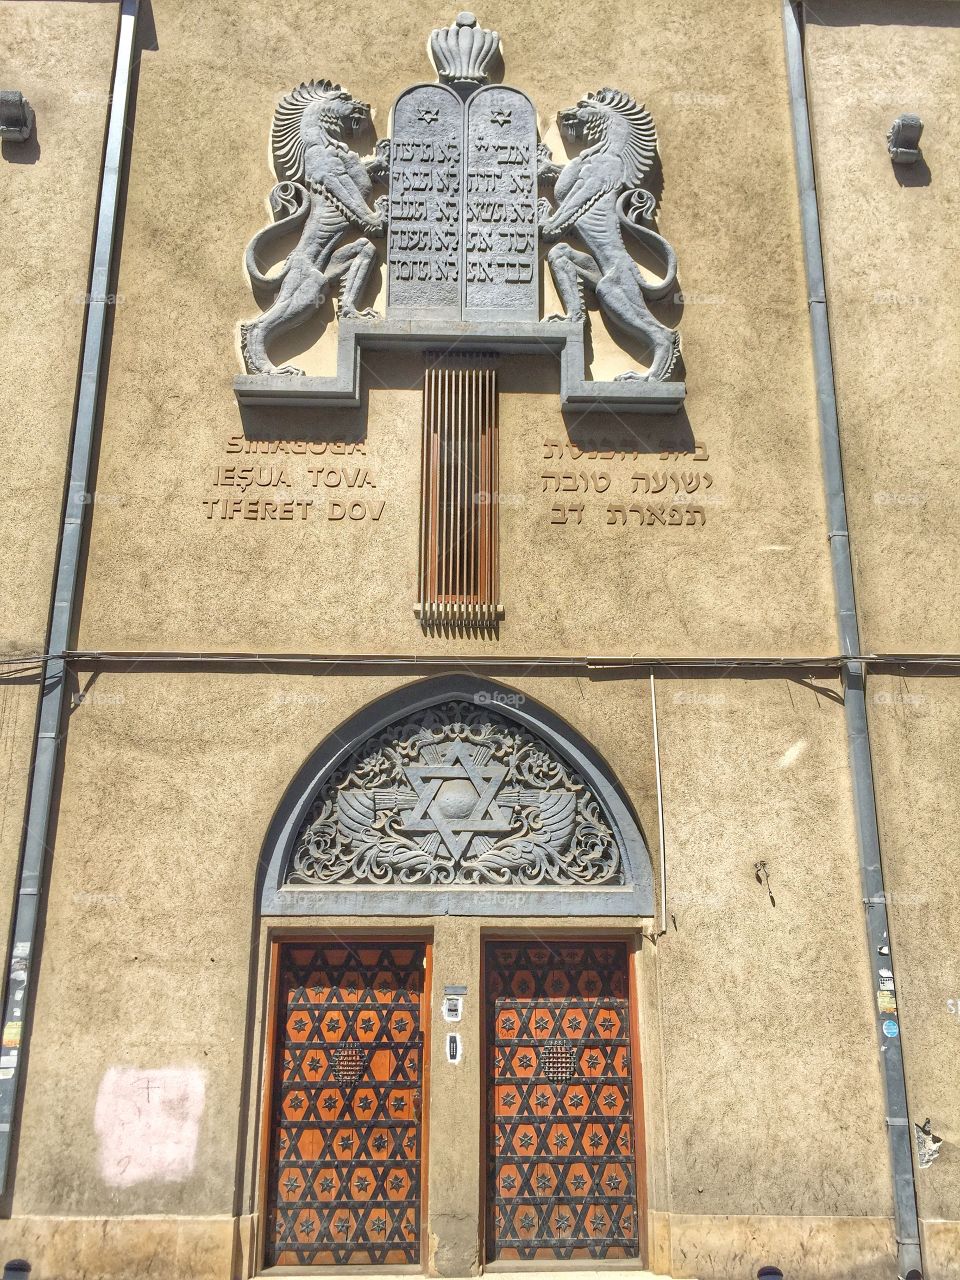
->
539;438;716;529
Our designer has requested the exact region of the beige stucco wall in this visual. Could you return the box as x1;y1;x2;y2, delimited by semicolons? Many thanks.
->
8;670;655;1210
0;2;117;974
650;672;896;1279
0;0;117;656
0;668;896;1278
74;0;838;659
805;3;960;654
868;671;960;1280
2;3;954;1279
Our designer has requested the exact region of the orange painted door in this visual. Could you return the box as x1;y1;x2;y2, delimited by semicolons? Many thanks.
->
265;941;426;1266
486;939;640;1261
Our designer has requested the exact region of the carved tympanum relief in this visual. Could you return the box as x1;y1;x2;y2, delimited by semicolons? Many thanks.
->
285;701;624;888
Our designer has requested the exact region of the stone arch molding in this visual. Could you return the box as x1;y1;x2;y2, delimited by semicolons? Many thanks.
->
260;677;654;917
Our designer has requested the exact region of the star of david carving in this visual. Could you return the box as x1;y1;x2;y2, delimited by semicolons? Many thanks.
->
399;740;512;858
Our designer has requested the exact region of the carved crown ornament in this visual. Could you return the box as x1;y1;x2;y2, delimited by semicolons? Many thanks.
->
234;11;685;415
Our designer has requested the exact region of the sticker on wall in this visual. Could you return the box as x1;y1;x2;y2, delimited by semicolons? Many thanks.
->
2;1022;21;1049
94;1066;205;1188
882;1019;900;1038
877;990;897;1016
915;1120;943;1169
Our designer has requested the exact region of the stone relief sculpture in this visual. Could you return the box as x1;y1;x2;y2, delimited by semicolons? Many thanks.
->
539;89;680;381
240;81;389;375
285;701;623;888
235;14;686;413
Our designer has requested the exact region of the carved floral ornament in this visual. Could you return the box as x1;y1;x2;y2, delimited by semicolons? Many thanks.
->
284;701;624;889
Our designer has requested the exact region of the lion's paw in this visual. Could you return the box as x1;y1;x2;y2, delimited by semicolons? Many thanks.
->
547;311;584;323
613;370;649;382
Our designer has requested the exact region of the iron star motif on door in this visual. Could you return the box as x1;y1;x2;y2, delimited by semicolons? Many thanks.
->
266;941;426;1267
486;939;641;1261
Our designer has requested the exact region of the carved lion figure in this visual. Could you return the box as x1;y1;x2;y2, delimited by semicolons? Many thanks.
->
538;88;680;381
239;81;389;376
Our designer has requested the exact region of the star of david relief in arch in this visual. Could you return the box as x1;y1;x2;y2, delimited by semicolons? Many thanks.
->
259;678;654;917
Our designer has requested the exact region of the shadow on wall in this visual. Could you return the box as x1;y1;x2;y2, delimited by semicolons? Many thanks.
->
804;0;960;28
1;132;39;165
894;155;931;188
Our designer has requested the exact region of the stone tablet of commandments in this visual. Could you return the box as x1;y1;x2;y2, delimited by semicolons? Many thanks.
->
388;85;464;319
387;85;538;321
464;86;538;322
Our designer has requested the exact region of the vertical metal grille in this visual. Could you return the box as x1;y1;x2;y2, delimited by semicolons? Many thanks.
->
418;359;500;632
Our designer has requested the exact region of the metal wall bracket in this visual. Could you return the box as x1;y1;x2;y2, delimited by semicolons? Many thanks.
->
0;91;34;143
887;114;923;165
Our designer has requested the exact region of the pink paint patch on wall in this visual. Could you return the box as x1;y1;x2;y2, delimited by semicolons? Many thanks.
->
94;1066;205;1187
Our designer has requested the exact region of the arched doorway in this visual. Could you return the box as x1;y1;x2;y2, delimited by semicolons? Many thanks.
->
254;677;654;1271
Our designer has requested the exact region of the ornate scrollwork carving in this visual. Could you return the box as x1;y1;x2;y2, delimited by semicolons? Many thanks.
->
286;700;624;888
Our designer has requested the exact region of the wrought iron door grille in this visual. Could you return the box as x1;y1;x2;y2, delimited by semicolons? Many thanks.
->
539;1039;575;1081
265;941;425;1267
486;940;640;1262
332;1044;368;1084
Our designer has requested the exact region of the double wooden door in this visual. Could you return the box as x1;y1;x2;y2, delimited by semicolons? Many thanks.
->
263;937;640;1268
264;940;426;1267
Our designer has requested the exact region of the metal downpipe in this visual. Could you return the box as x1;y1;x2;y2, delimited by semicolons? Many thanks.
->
0;0;140;1194
783;3;922;1275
